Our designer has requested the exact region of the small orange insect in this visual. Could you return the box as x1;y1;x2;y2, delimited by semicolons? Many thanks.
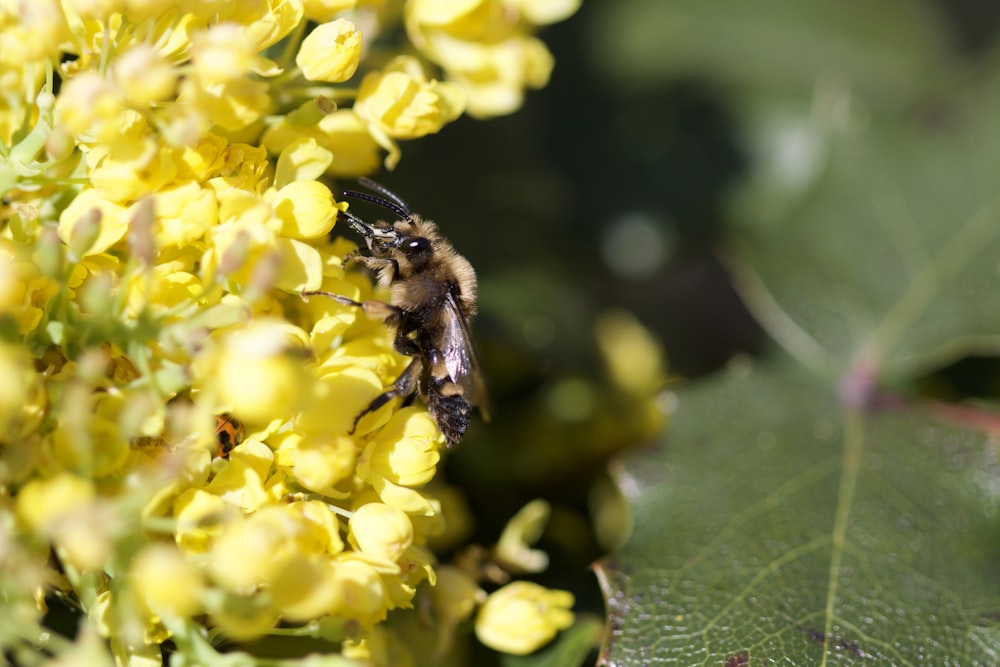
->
214;414;245;458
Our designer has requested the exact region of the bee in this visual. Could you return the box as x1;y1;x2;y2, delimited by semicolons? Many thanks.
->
214;413;245;458
305;178;489;446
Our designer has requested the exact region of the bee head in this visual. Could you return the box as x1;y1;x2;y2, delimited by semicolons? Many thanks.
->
342;178;436;261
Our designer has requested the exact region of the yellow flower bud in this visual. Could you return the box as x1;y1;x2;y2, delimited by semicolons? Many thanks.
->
130;544;204;619
328;557;388;626
348;503;413;562
274;137;334;188
297;19;362;83
275;432;357;496
361;407;442;487
271;180;339;239
475;582;575;655
57;189;128;257
495;499;551;574
355;56;465;140
318;110;382;176
209;320;310;424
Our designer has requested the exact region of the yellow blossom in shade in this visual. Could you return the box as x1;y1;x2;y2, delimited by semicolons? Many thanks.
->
290;499;344;555
297;19;362;83
320;110;384;176
205;593;281;642
353;56;465;168
475;582;575;655
130;544;204;619
431;564;486;627
270;180;340;239
327;557;389;626
509;0;581;25
112;43;178;108
173;488;238;553
57;189;129;257
269;554;341;621
495;499;551;574
348;503;414;563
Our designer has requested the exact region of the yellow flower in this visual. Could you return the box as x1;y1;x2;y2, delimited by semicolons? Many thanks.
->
152;180;219;248
430;564;486;626
353;56;465;168
57;189;129;257
297;19;363;83
327;557;388;626
348;502;414;563
303;0;357;22
112;43;178;108
0;341;45;441
189;23;256;85
130;544;205;619
174;488;238;553
269;179;340;239
15;472;95;535
360;407;443;487
475;581;575;655
203;440;275;512
203;320;310;424
494;499;551;574
273;431;357;496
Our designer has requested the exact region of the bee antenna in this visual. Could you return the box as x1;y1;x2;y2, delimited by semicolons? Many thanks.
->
343;178;414;224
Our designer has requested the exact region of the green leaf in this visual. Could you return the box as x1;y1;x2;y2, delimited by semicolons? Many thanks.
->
731;110;1000;383
596;31;1000;667
597;364;1000;665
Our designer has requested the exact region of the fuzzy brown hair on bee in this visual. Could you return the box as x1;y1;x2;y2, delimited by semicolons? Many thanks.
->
304;178;489;446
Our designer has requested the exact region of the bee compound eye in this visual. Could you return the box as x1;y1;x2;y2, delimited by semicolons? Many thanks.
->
405;237;431;255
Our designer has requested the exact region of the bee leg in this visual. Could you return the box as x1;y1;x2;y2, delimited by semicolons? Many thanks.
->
345;254;399;283
301;290;402;323
351;356;423;434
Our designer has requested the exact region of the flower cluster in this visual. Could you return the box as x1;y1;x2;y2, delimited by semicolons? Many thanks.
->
0;0;577;664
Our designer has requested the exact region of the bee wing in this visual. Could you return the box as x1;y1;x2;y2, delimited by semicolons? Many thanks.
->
441;292;491;421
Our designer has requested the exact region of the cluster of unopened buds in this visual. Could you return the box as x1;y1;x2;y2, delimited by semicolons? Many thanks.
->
0;0;579;663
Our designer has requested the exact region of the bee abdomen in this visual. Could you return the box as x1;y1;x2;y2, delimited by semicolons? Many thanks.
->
428;390;473;446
